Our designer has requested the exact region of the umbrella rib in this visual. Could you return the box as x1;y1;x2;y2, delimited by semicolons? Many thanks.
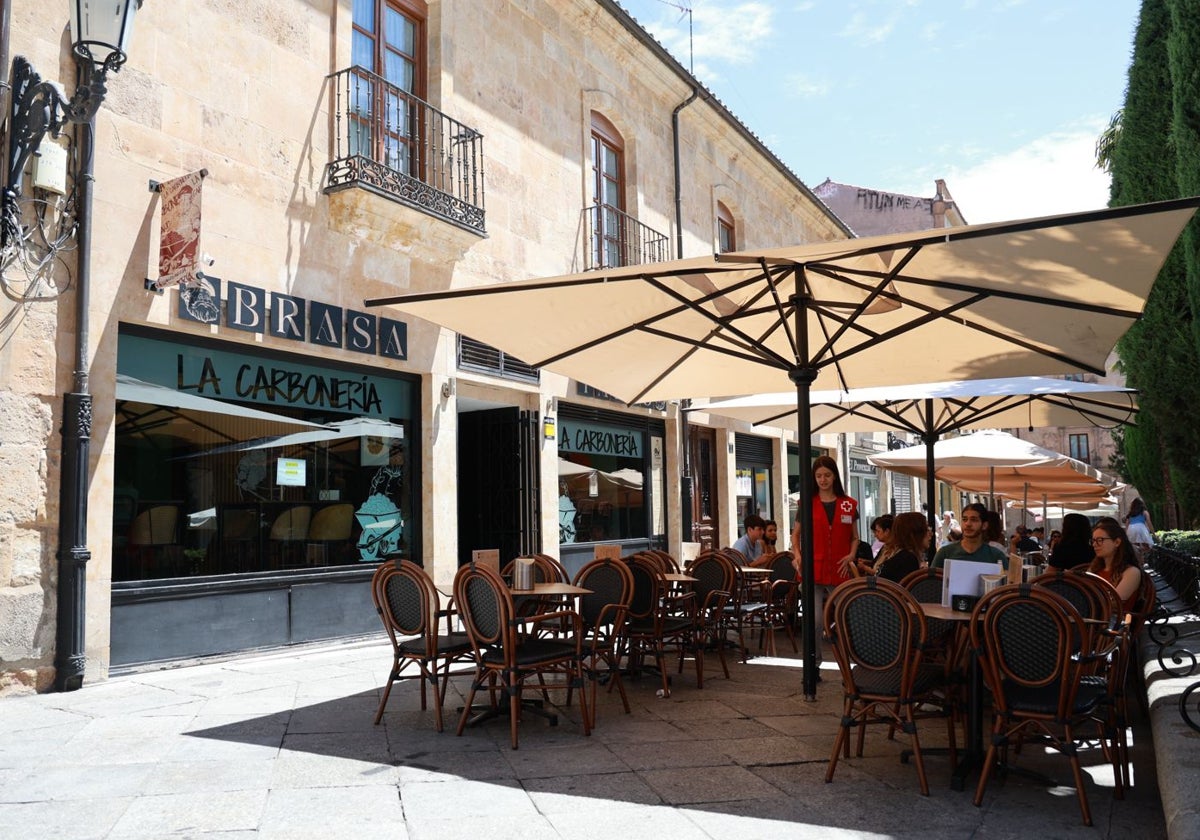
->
809;245;922;365
807;275;1111;375
365;261;763;307
815;263;1143;319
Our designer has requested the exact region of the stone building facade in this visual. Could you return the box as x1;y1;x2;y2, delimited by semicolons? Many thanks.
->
0;0;850;691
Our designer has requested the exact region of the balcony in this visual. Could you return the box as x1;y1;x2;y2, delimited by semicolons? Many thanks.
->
324;67;486;235
582;203;669;271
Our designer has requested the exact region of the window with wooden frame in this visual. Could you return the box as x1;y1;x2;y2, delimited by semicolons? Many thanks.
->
717;202;736;252
350;0;427;175
1068;433;1090;463
590;113;626;269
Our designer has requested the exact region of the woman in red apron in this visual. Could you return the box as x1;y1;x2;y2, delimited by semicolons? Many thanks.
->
791;455;860;659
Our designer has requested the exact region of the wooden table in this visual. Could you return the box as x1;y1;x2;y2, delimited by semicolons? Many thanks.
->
738;566;771;576
663;573;697;584
509;582;591;596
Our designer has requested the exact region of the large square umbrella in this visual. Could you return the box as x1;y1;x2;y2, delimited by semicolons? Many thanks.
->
698;375;1135;530
367;198;1199;698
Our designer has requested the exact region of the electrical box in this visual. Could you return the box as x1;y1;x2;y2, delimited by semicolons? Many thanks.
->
32;136;68;195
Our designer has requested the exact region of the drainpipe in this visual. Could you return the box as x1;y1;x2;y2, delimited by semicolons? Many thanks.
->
672;87;701;542
671;87;702;261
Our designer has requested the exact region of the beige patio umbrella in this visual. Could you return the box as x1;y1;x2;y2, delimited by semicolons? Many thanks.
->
697;375;1136;529
869;429;1117;528
368;197;1199;698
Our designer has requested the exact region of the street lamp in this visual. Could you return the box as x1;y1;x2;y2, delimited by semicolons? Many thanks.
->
4;1;140;247
3;0;142;691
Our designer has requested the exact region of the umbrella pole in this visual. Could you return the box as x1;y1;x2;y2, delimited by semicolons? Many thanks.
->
924;399;938;562
792;363;818;700
791;281;820;701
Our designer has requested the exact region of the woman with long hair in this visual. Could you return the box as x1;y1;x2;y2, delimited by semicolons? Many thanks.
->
1124;497;1155;559
1087;516;1142;611
791;455;860;634
1049;512;1092;570
869;512;927;583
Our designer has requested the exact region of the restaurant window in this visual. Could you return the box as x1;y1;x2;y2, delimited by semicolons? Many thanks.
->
350;0;427;173
113;331;419;582
1068;433;1090;462
735;433;772;535
590;112;625;270
717;202;736;252
556;408;664;545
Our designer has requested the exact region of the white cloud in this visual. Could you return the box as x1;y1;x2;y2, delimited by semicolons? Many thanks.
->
641;1;774;71
785;73;830;98
941;123;1111;223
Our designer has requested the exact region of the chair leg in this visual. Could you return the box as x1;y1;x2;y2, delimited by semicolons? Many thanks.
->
1063;725;1093;826
973;740;1002;808
904;711;930;796
456;668;485;737
826;708;852;782
373;663;399;725
509;682;521;750
576;662;591;737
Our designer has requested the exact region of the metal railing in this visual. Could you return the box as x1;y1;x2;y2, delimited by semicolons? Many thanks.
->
324;66;485;234
582;203;668;271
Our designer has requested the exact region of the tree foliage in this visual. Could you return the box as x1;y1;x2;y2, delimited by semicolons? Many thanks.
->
1109;0;1200;525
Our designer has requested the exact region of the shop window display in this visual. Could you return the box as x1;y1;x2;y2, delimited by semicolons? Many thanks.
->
113;333;417;581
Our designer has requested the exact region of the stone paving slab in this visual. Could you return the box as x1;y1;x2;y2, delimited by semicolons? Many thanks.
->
0;623;1184;839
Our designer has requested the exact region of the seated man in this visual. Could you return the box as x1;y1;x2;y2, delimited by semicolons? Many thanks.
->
932;502;1007;570
731;514;766;564
1013;525;1041;554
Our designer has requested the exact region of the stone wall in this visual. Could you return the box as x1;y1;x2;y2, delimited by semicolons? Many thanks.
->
0;0;847;691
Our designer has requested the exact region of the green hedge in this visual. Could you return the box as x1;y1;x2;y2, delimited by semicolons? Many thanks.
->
1157;530;1200;556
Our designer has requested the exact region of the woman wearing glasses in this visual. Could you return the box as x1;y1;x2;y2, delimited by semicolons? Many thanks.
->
1087;517;1143;611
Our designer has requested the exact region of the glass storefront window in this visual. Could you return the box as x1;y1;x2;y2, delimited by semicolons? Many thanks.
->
556;416;660;544
735;466;771;535
114;333;418;581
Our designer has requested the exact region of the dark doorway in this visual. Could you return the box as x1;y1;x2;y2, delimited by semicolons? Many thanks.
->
688;426;718;552
457;408;540;566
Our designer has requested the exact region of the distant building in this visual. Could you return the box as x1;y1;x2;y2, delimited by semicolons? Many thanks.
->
812;178;967;235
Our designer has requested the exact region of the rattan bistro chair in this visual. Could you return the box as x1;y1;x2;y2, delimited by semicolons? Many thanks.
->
688;551;733;682
570;557;635;728
371;560;473;731
969;584;1119;826
824;576;946;796
453;562;589;750
625;553;698;697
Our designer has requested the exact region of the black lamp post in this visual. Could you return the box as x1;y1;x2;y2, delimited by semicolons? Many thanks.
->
3;1;142;691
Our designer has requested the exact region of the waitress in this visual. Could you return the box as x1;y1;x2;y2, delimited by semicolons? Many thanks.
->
792;455;860;639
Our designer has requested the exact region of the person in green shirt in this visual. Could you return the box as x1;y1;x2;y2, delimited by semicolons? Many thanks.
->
931;502;1008;570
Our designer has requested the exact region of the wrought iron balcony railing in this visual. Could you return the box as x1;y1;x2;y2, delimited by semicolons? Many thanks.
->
582;203;669;271
324;66;486;234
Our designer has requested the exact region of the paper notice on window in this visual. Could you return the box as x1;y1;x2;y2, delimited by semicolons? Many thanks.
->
276;458;306;487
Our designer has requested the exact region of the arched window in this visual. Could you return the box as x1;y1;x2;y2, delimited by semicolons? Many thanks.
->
717;202;736;252
590;113;625;269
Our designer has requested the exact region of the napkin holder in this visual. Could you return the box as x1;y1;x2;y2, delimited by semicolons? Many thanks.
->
513;558;535;590
951;593;979;613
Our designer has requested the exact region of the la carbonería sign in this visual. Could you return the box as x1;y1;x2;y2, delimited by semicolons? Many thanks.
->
181;354;384;414
558;419;642;457
119;333;412;419
178;276;406;360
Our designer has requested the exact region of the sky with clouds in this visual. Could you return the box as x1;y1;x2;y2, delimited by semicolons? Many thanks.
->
615;0;1141;224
